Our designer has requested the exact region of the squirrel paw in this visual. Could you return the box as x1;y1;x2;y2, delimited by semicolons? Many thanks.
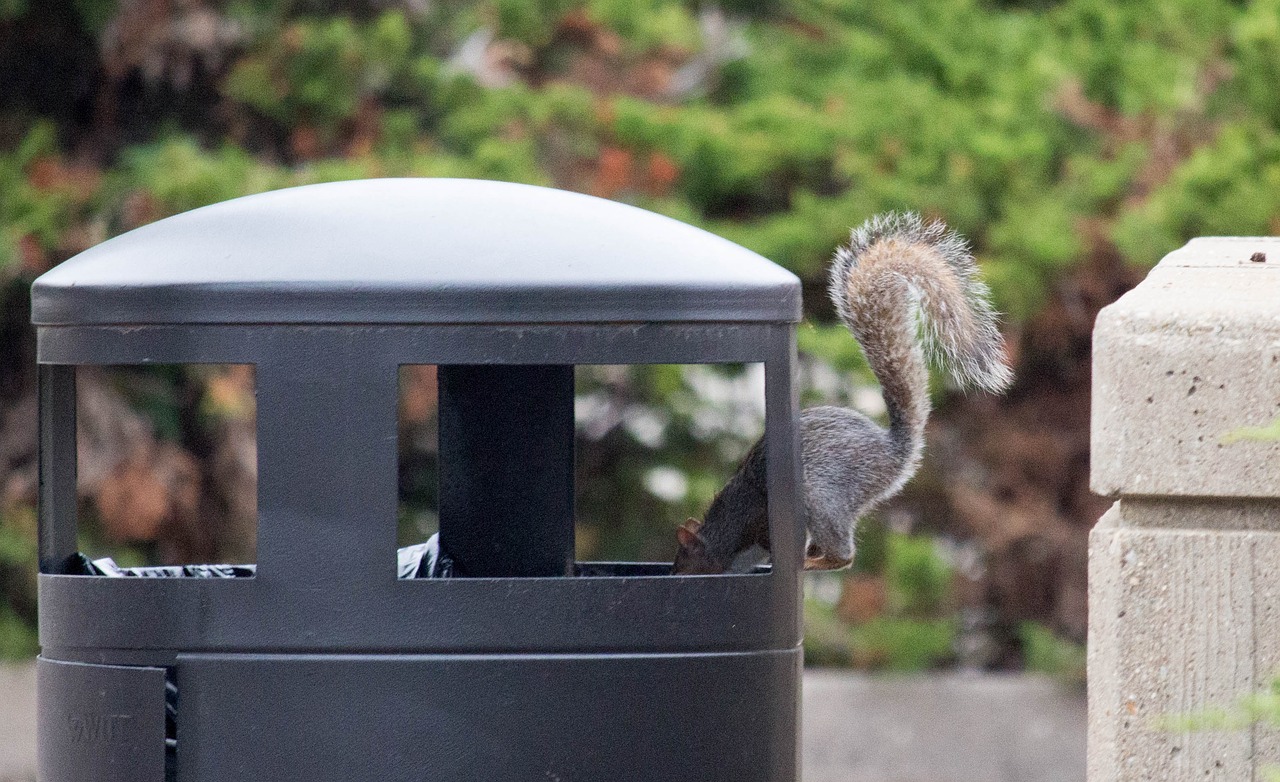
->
803;552;854;571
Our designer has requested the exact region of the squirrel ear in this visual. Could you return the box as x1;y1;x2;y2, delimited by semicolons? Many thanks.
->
676;519;705;549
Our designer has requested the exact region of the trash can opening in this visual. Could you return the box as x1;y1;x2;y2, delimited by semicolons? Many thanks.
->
397;362;770;579
65;363;257;576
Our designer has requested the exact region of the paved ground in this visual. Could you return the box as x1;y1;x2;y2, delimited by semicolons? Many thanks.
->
0;665;34;782
1;664;1084;781
803;670;1086;782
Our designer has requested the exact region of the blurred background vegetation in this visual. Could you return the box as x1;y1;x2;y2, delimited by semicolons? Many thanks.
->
3;0;1277;675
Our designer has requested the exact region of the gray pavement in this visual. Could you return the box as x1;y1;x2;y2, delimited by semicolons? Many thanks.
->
803;670;1086;782
0;665;34;782
0;664;1084;781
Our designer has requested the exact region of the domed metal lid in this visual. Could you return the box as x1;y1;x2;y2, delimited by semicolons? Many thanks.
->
32;178;800;326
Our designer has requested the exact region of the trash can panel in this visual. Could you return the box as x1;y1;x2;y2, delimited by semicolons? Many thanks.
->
37;657;166;782
39;571;798;654
177;651;799;782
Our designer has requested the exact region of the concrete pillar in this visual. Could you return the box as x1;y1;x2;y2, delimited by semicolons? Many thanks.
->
1090;238;1280;781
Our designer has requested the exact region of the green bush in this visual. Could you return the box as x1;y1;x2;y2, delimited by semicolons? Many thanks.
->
7;0;1280;667
1115;122;1280;266
804;531;958;671
226;12;415;134
0;507;38;661
1019;621;1086;684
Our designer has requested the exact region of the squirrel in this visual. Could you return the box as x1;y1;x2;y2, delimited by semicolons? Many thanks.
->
672;212;1013;575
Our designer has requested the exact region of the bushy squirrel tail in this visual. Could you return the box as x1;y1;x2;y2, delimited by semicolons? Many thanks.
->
829;212;1013;467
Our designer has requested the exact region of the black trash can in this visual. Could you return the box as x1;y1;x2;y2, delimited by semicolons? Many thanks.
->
32;178;804;782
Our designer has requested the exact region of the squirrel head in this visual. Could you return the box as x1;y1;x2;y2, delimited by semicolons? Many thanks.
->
671;518;725;575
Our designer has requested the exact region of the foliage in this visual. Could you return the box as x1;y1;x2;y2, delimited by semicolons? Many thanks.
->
804;597;957;671
804;531;958;671
1019;621;1086;684
884;531;952;616
802;598;857;667
0;507;38;660
225;12;416;133
8;0;1277;303
0;123;104;274
853;616;958;672
4;0;1280;666
1115;122;1280;266
0;602;37;660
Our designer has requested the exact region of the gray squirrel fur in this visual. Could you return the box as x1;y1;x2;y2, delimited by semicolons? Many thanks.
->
672;212;1013;574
